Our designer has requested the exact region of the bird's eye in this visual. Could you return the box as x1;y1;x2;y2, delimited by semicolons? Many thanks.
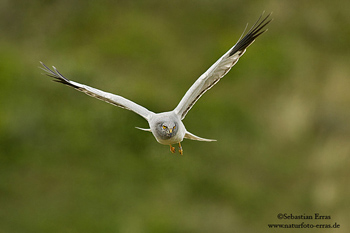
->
173;126;176;130
162;125;167;130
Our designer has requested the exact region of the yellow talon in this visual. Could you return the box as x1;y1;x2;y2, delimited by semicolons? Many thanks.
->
169;145;176;154
178;142;183;155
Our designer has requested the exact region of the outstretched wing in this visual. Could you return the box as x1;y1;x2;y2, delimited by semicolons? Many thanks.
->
174;13;272;120
40;62;154;121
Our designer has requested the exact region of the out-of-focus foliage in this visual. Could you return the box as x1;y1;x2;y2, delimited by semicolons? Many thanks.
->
1;0;350;232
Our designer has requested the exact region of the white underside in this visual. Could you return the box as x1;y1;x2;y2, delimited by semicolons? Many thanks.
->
136;127;216;145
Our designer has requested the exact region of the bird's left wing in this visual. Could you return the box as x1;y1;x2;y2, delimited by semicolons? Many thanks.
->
174;13;272;120
40;62;154;121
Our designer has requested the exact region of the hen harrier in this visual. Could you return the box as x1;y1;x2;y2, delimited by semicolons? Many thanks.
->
40;13;271;155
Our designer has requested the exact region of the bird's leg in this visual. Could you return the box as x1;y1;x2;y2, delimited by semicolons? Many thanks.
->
169;145;176;154
178;142;183;155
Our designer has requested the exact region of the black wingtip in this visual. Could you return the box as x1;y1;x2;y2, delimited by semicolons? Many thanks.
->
39;61;78;88
229;12;272;56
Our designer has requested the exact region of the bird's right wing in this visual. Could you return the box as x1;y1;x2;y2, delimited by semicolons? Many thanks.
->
40;62;154;121
174;13;271;120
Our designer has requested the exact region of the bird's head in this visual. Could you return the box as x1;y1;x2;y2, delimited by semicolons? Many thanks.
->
157;121;178;139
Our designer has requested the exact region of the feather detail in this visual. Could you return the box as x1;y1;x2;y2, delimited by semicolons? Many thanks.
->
184;131;216;142
174;13;272;120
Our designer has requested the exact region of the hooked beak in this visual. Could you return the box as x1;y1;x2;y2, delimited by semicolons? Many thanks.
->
169;128;173;134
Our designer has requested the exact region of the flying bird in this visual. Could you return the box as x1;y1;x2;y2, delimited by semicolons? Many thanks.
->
40;13;271;155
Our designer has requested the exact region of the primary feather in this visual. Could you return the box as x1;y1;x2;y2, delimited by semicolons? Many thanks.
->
39;62;154;120
174;13;272;120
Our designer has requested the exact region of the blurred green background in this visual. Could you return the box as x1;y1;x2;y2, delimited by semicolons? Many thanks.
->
1;0;350;232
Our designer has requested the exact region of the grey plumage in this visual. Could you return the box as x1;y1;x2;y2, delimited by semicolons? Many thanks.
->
39;13;271;154
174;13;272;120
